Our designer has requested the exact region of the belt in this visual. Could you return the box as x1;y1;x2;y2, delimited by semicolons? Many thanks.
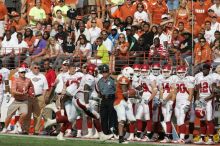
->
15;99;27;102
35;94;42;98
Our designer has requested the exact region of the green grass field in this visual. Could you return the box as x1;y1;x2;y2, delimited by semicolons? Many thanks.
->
0;134;177;146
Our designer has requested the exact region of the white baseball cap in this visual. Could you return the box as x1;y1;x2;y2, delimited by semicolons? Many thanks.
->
18;67;26;73
63;60;70;65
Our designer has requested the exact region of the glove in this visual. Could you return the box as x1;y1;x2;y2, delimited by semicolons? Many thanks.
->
183;104;190;113
153;100;160;110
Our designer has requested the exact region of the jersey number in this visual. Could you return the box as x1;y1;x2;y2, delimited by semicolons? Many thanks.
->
200;82;209;93
177;84;187;93
162;83;170;93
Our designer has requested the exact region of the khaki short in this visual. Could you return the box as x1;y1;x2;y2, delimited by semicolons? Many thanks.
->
7;100;28;116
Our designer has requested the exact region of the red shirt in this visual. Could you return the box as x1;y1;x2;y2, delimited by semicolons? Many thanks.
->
45;69;56;89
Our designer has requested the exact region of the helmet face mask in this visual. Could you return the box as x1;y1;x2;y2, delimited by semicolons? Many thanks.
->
122;67;134;80
152;69;160;76
177;71;186;79
176;66;187;79
141;70;150;78
162;70;171;78
134;69;140;77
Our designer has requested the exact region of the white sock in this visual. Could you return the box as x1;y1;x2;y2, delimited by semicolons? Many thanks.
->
180;134;185;140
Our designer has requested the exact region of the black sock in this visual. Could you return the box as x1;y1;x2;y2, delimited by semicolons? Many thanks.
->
147;132;153;138
166;133;172;139
119;136;123;140
209;135;213;141
136;132;141;138
201;135;205;141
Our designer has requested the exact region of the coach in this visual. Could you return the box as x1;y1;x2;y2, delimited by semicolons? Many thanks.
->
24;62;48;135
97;64;117;135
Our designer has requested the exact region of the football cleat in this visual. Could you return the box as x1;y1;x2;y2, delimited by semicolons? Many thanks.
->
45;102;58;113
160;137;171;143
127;133;134;141
194;138;205;144
99;132;113;141
205;139;215;145
57;132;65;141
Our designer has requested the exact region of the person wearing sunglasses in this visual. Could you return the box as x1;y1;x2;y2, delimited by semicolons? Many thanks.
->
23;62;48;135
2;67;34;134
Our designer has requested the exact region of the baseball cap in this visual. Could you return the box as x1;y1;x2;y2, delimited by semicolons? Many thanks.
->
111;25;117;30
63;60;70;65
18;68;26;73
125;26;132;30
102;64;109;72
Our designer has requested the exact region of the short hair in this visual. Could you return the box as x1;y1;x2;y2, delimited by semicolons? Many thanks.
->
31;62;40;67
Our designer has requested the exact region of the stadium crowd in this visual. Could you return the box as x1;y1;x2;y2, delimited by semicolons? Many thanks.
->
0;0;220;145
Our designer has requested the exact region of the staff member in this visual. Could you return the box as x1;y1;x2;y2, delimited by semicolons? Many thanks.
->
97;64;117;135
2;67;34;133
24;62;48;135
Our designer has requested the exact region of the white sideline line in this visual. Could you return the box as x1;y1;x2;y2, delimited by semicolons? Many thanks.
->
0;133;200;146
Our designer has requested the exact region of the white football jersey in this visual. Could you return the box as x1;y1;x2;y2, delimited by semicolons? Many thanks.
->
173;75;195;102
55;72;70;93
65;72;84;86
78;74;95;93
91;74;103;99
195;73;216;98
132;74;141;89
157;75;176;98
140;74;156;94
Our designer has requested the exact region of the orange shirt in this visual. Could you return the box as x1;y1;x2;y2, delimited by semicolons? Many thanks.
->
42;0;52;14
194;42;212;65
114;76;130;105
11;18;27;31
86;18;103;29
175;9;189;26
150;3;168;25
193;3;209;26
185;23;201;38
112;3;136;21
0;2;8;20
65;0;77;5
24;36;36;48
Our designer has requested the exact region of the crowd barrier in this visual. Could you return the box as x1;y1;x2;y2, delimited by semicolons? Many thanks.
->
0;47;194;74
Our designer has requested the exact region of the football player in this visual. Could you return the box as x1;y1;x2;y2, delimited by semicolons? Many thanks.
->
158;64;175;143
114;66;136;144
194;64;218;145
135;64;157;141
172;65;194;143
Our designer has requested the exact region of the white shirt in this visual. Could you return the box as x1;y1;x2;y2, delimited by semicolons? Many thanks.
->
26;72;48;95
134;11;150;23
0;68;9;95
205;29;216;44
75;28;91;43
16;41;28;54
211;22;220;31
103;38;113;52
1;38;18;54
79;43;92;58
89;27;101;44
55;71;69;93
209;4;220;17
154;33;168;49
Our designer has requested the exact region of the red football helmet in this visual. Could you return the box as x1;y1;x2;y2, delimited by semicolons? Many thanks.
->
86;64;97;75
20;62;28;68
195;107;206;118
132;64;141;77
141;64;150;77
162;64;172;78
176;65;187;79
151;63;161;76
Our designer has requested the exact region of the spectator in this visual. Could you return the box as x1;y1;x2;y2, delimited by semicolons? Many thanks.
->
125;16;134;27
186;17;201;38
53;0;69;19
28;0;46;26
101;30;113;53
88;19;101;45
90;37;109;65
194;37;212;68
211;14;220;31
108;26;119;46
148;37;168;65
25;31;47;65
15;33;29;67
212;39;220;68
141;22;154;50
75;21;91;43
5;0;21;13
96;0;106;19
209;0;220;17
73;34;92;61
125;26;137;51
154;25;168;49
204;20;216;44
43;37;62;61
1;30;18;68
53;10;65;25
179;31;194;66
193;0;209;26
24;28;36;52
86;10;103;29
150;0;168;25
111;0;136;21
103;19;111;32
24;62;48;135
177;21;186;34
55;24;68;46
175;0;190;27
0;0;8;39
134;3;150;24
9;11;27;32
